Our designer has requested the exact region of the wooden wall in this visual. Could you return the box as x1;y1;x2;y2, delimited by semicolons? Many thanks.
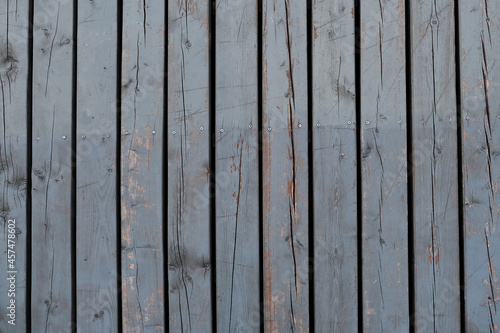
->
0;0;498;332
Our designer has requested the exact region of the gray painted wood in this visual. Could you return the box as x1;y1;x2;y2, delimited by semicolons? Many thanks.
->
0;1;29;331
167;0;211;331
460;0;500;331
76;1;119;331
360;1;409;331
215;1;260;332
262;0;309;331
121;0;165;331
312;0;358;331
410;0;461;331
31;0;73;331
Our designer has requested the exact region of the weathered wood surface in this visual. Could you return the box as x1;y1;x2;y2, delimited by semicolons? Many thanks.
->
360;1;409;331
215;1;261;332
410;0;461;331
262;0;309;331
460;0;500;331
312;0;358;331
167;0;212;331
121;0;165;331
0;1;29;331
31;0;73;331
76;1;119;331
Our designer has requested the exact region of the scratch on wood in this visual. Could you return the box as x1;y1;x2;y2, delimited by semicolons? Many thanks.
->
228;136;244;332
284;0;295;108
45;4;60;96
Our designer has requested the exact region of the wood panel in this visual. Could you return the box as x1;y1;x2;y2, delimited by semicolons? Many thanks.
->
360;1;409;331
460;0;500;331
215;1;261;332
0;1;29;331
167;0;211;331
410;0;461;331
312;0;358;331
76;1;119;331
262;0;309;331
31;0;74;331
121;0;165;331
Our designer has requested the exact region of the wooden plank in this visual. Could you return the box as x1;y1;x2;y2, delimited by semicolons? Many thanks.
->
360;1;409;331
312;0;358;331
76;1;119;331
0;1;29;331
459;0;500;331
215;1;260;332
410;0;461;331
121;0;165;331
167;0;211;331
31;0;74;331
262;0;308;331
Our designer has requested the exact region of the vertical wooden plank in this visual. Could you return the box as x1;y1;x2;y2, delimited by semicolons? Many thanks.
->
262;0;308;331
121;0;165;331
360;1;409;331
215;1;260;332
0;1;29;331
410;0;461;331
167;0;211;331
460;0;500;331
312;0;358;331
31;0;73;331
76;1;118;331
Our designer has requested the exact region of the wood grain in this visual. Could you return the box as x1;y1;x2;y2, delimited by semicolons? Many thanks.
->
76;1;119;331
0;1;29;331
262;0;309;331
215;1;261;332
312;0;358;331
31;0;74;331
460;0;500;331
360;1;409;331
121;0;165;331
410;0;461;331
167;0;211;331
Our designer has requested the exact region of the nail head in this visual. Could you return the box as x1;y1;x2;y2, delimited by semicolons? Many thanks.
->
298;123;302;128
152;130;156;134
220;128;224;133
172;130;177;135
82;135;86;139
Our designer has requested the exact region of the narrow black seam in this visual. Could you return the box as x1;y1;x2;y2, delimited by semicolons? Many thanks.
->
306;0;315;331
163;1;169;330
27;0;34;331
257;0;264;331
71;0;78;331
405;0;415;331
209;0;217;331
454;0;466;331
354;0;363;331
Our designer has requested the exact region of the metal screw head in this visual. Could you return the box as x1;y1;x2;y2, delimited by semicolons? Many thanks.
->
17;137;20;142
365;120;370;125
106;134;111;138
398;120;403;125
449;117;452;121
249;124;253;129
124;130;130;135
465;116;471;120
347;121;352;125
82;135;86;139
172;130;177;135
316;123;320;128
267;127;272;132
421;120;425;124
220;128;224;133
199;127;203;131
36;137;40;141
152;130;156;134
298;123;302;128
431;19;438;25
